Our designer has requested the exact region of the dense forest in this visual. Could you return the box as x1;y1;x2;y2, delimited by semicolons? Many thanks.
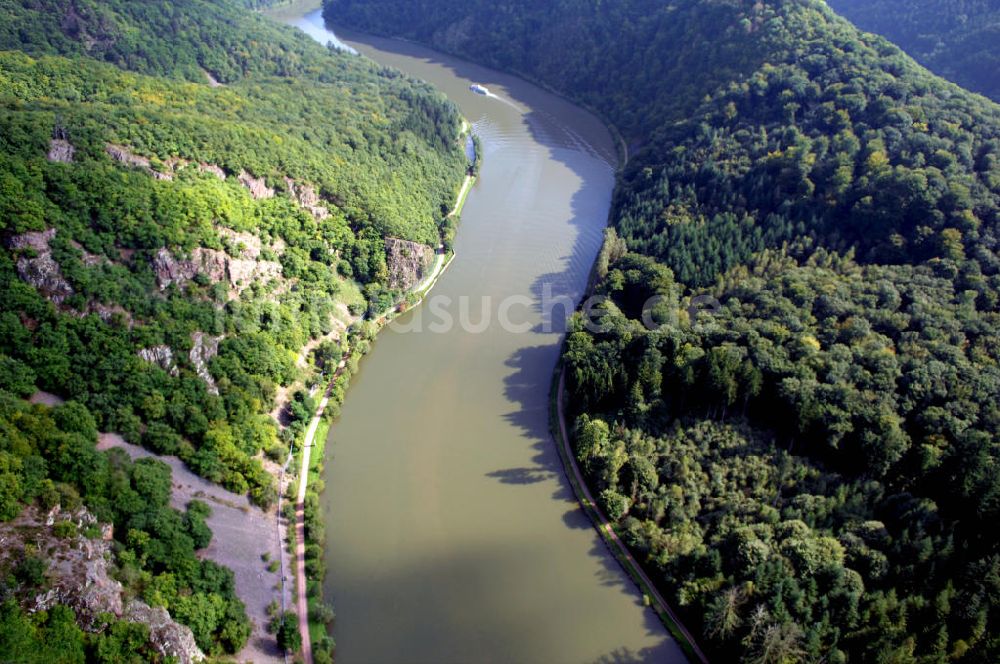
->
0;0;467;654
325;0;1000;661
0;0;466;504
4;0;349;84
826;0;1000;102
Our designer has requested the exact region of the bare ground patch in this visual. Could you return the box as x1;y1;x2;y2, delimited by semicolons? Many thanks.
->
96;434;290;663
29;390;66;406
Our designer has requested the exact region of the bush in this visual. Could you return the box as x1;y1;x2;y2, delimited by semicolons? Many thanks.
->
15;556;46;586
274;612;301;653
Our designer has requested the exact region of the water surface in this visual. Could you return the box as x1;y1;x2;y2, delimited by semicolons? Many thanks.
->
276;4;685;662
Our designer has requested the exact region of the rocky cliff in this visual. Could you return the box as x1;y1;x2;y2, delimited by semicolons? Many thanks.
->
47;138;75;163
6;228;75;304
137;345;179;376
284;177;330;219
385;236;435;290
0;506;205;664
189;332;222;395
150;239;282;293
237;169;274;199
106;143;173;180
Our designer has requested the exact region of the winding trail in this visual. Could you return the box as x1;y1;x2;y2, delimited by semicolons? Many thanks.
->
556;369;710;664
449;174;474;219
294;389;329;663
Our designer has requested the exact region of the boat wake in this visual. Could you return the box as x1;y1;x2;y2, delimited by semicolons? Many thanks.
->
485;91;524;113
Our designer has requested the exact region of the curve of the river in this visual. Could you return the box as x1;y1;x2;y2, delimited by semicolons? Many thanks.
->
275;4;686;662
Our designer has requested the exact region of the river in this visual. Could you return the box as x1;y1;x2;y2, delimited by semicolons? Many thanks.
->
272;3;686;662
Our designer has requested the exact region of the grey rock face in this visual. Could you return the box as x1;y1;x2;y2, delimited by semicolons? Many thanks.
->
137;345;179;376
151;247;228;289
125;600;206;664
152;232;283;293
284;177;330;219
238;169;274;199
3;505;124;633
219;228;263;260
385;236;435;290
47;138;75;163
105;143;173;181
7;228;75;304
1;506;205;663
199;163;226;180
190;332;222;395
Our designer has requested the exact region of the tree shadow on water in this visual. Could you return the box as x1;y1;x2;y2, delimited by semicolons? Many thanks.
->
592;645;677;664
489;344;571;498
485;466;554;484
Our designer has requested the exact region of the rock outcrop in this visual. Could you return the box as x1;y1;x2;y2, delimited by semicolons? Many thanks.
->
136;334;221;392
106;144;173;181
190;332;222;395
100;143;337;231
107;145;228;183
7;229;132;324
7;228;75;304
101;144;340;233
47;138;75;163
199;163;226;180
219;229;283;290
229;256;283;290
238;170;274;199
106;143;149;169
125;600;205;664
0;506;204;663
151;240;282;294
138;345;179;376
385;237;435;290
6;507;124;630
88;302;131;325
284;177;330;219
219;228;264;260
10;226;283;306
151;247;228;289
70;240;106;267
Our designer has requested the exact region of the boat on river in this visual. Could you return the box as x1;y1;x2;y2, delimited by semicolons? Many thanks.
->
470;83;489;95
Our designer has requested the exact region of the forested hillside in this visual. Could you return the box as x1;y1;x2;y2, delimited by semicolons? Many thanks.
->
324;0;1000;661
4;0;349;83
826;0;1000;102
0;0;467;655
0;0;465;501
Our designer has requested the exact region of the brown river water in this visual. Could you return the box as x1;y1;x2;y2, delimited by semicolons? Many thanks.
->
270;3;686;662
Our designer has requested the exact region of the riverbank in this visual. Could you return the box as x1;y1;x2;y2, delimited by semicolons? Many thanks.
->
550;369;709;663
290;155;475;661
407;173;473;303
293;384;335;664
450;174;475;219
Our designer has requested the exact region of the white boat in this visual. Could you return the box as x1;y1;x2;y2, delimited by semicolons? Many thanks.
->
470;84;489;95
